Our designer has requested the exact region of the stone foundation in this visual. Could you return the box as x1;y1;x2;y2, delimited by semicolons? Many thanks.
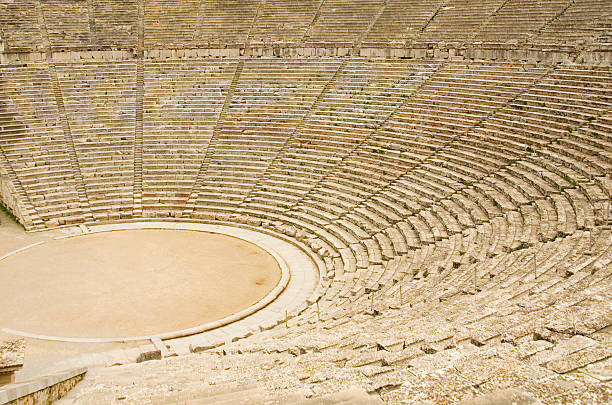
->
0;368;86;405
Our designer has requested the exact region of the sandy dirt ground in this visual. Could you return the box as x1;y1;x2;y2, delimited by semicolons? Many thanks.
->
0;211;281;380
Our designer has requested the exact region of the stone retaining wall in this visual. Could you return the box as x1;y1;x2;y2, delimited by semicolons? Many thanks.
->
0;170;27;227
1;45;610;66
0;368;86;405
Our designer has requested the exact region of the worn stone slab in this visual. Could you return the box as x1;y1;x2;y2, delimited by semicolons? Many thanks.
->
0;340;25;369
456;389;543;405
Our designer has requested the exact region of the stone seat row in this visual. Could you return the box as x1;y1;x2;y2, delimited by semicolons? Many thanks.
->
291;223;608;349
3;0;609;53
238;148;596;294
234;121;608;245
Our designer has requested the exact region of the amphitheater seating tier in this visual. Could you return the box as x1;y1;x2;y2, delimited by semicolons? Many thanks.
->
40;0;91;50
472;0;570;44
61;228;611;403
0;65;82;225
532;0;612;46
2;61;608;247
192;60;343;215
1;0;610;51
250;0;321;45
145;0;257;48
0;1;44;52
362;0;445;45
56;61;137;220
419;0;507;43
305;0;384;45
90;0;138;49
142;60;235;214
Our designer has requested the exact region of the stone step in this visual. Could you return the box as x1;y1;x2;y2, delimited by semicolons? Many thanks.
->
456;389;542;405
150;382;267;405
287;389;384;405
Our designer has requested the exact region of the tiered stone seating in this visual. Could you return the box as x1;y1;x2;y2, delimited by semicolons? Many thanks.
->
56;61;137;221
255;62;545;282
472;0;569;45
238;61;440;220
250;0;320;45
144;0;258;48
233;62;445;285
142;60;236;215
305;0;384;45
0;0;610;54
0;0;43;52
0;0;610;403
310;62;546;223
191;60;342;216
547;111;612;183
5;60;607;291
143;0;202;49
0;53;610;403
531;0;612;46
362;0;445;46
61;227;611;403
40;0;91;50
0;0;137;52
419;0;507;43
0;66;82;227
92;0;138;49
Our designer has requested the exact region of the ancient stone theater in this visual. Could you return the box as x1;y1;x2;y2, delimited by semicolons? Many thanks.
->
0;0;610;403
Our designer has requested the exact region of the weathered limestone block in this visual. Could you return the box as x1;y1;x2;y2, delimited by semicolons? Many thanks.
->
0;339;25;386
136;350;162;363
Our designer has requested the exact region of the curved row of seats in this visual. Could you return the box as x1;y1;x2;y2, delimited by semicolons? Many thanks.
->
0;60;609;228
1;0;611;52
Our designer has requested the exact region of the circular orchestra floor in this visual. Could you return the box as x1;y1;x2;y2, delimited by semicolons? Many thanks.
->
0;229;281;339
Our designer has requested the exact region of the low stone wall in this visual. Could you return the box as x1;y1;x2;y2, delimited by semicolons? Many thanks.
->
1;44;610;66
0;368;86;405
0;169;28;227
